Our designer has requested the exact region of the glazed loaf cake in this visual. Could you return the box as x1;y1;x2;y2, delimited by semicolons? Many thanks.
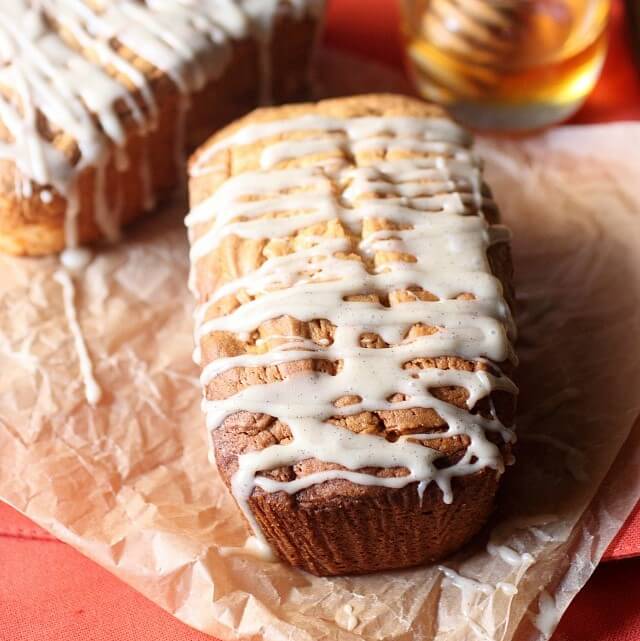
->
187;94;518;576
0;0;323;256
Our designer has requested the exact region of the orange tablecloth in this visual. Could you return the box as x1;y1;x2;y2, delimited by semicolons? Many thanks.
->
2;1;639;640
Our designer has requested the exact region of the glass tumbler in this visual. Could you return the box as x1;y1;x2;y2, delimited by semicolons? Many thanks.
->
401;0;611;132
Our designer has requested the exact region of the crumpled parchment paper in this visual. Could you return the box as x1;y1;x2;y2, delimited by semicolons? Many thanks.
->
0;52;639;641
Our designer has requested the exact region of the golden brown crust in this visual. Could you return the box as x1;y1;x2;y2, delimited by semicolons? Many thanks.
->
0;13;318;256
190;94;516;576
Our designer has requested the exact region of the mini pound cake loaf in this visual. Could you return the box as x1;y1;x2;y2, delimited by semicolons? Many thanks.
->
0;0;323;256
187;94;518;576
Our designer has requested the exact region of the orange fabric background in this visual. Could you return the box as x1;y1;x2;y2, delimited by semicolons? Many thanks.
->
1;1;639;640
324;0;640;122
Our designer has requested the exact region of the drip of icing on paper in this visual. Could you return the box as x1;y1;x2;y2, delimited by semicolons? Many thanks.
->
54;269;102;406
218;535;276;561
335;604;358;632
486;542;535;568
533;590;561;639
60;247;93;272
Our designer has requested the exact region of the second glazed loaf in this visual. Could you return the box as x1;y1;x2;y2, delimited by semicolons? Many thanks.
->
0;0;322;256
187;94;518;576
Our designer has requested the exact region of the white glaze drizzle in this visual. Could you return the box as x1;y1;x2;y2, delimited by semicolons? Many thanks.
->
187;113;517;547
54;269;102;406
486;542;534;568
439;564;517;640
439;565;517;602
533;590;560;639
60;247;93;272
218;534;277;561
335;604;359;632
0;0;319;249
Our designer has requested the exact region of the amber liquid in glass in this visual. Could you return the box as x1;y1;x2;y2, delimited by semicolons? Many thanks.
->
402;0;610;131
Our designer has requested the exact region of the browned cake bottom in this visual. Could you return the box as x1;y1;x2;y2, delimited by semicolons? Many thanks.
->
250;469;501;576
